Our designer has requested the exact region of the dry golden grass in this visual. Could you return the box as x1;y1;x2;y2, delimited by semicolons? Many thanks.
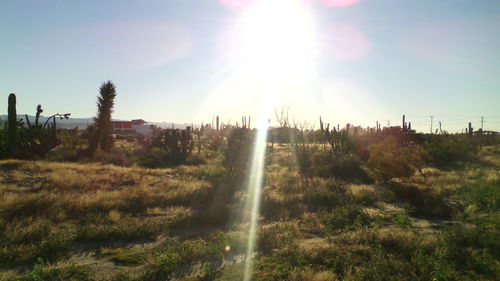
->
1;144;498;280
297;237;331;261
0;159;213;271
289;268;339;281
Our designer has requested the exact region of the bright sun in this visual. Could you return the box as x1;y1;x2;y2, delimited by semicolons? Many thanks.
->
230;2;319;280
202;0;319;123
234;0;317;84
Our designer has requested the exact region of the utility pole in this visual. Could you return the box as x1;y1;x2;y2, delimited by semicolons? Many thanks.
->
481;116;484;131
430;115;434;134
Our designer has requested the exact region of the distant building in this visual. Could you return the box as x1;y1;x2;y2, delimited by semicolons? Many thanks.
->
112;119;156;135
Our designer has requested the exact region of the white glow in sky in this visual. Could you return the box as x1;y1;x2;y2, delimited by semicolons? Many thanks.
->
1;0;500;132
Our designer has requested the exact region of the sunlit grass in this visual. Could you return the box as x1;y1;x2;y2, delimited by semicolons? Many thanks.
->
1;145;499;280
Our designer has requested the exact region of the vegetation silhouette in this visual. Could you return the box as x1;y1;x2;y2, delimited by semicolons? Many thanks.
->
88;80;117;155
0;84;499;280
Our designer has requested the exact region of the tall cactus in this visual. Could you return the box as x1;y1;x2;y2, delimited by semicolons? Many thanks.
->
35;104;43;126
8;93;18;155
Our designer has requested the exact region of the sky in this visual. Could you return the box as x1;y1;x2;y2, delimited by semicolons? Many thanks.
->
1;0;499;132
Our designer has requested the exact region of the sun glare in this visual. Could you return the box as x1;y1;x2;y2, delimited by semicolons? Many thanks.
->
202;0;320;122
234;0;317;84
230;1;319;280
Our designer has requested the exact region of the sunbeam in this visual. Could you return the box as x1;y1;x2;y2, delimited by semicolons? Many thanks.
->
226;0;319;280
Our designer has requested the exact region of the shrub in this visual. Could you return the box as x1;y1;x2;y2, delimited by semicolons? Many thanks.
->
290;128;317;177
205;133;225;152
184;153;207;166
47;148;79;162
422;134;478;163
194;165;226;184
438;225;499;277
367;137;422;183
388;183;452;219
392;212;412;228
259;222;299;253
0;127;9;158
223;128;254;181
152;249;179;275
311;152;372;183
139;147;169;168
58;128;80;150
91;147;134;166
143;128;195;167
459;183;499;214
323;205;372;232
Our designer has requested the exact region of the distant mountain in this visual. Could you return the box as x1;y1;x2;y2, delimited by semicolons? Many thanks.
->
0;114;92;129
148;121;200;129
0;115;196;129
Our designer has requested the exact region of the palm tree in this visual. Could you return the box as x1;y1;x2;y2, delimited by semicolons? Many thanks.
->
88;81;116;154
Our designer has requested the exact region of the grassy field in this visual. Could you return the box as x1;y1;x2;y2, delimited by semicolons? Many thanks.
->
0;144;498;281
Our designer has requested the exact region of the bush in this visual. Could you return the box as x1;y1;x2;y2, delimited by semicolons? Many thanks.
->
290;128;317;177
459;183;499;214
367;137;422;183
58;128;80;150
223;128;254;181
422;134;478;163
194;165;226;184
139;147;168;168
388;183;452;219
438;225;499;277
392;212;412;228
91;147;134;166
47;148;79;162
205;133;225;152
184;153;207;166
311;152;372;183
143;128;195;167
0;127;9;158
259;222;299;253
323;205;372;232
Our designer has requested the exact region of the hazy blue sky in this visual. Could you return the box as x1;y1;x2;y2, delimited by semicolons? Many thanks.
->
1;0;499;132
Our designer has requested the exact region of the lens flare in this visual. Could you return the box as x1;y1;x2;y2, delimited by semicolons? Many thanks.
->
321;25;371;60
222;1;318;280
219;0;253;9
242;105;270;281
320;0;360;8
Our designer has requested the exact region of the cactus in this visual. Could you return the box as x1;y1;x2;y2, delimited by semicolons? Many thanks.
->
19;105;67;157
148;128;194;165
8;93;18;155
6;95;68;158
35;105;43;126
319;116;352;158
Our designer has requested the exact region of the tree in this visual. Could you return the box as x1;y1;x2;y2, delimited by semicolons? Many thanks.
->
88;81;116;154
